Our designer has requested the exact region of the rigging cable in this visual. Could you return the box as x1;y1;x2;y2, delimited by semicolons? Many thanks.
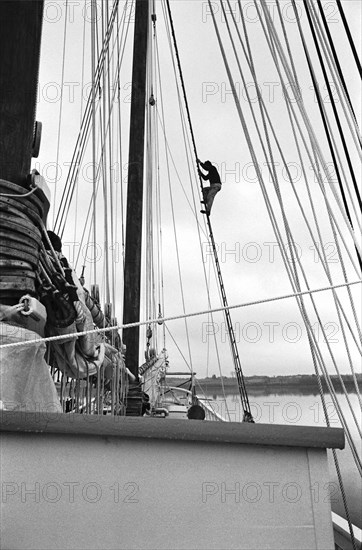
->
101;0;111;307
157;60;194;377
307;0;362;155
2;280;361;348
54;0;122;235
271;1;362;374
253;1;361;278
212;0;362;455
52;0;68;228
254;0;362;442
256;0;362;258
245;1;362;430
271;0;362;354
316;0;359;127
309;1;362;224
161;1;238;418
289;0;362;350
2;281;362;349
282;3;362;402
336;0;362;79
219;0;335;427
164;0;252;417
91;0;97;291
108;0;116;313
116;7;126;274
157;8;231;418
72;4;132;270
154;112;232;418
256;4;361;282
249;3;362;510
72;8;87;247
304;0;362;219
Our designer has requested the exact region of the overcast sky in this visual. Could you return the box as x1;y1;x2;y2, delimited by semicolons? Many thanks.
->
34;0;361;378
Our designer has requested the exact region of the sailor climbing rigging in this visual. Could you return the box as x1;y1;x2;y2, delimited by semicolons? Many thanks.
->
197;159;222;215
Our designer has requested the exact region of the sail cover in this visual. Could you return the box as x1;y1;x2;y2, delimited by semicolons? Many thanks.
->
0;323;61;412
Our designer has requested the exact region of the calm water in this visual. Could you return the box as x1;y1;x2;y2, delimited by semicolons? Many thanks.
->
204;389;362;529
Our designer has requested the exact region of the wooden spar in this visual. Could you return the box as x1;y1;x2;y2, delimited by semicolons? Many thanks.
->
122;0;149;379
0;1;44;187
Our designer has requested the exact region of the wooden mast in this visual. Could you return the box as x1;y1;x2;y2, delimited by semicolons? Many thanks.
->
0;1;44;186
122;0;149;385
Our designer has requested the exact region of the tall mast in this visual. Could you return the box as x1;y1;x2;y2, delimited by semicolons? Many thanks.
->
122;0;149;379
0;1;44;186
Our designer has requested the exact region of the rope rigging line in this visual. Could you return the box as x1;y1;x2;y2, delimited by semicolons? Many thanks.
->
71;9;133;275
116;8;126;276
270;1;362;342
234;0;304;295
308;3;362;226
213;0;362;456
305;0;362;155
154;109;207;238
72;9;87;248
153;33;166;348
157;59;194;375
250;1;361;278
53;0;123;235
257;0;362;259
72;30;129;284
252;0;362;427
156;6;230;418
227;0;362;359
159;5;231;412
151;23;167;353
274;0;299;89
52;0;69;228
2;279;361;349
285;82;362;369
59;3;132;274
252;3;362;512
216;0;317;402
300;1;359;230
245;1;362;431
101;0;112;308
107;0;117;312
234;0;321;404
164;0;252;416
284;1;362;344
304;0;362;218
91;0;98;291
336;0;362;79
316;0;360;131
145;35;160;354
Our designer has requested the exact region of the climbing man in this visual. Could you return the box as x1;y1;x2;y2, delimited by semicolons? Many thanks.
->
197;159;222;215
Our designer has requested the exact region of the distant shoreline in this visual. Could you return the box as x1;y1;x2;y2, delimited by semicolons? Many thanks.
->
166;374;362;392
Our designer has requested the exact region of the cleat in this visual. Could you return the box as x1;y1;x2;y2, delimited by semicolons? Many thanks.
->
200;210;209;215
